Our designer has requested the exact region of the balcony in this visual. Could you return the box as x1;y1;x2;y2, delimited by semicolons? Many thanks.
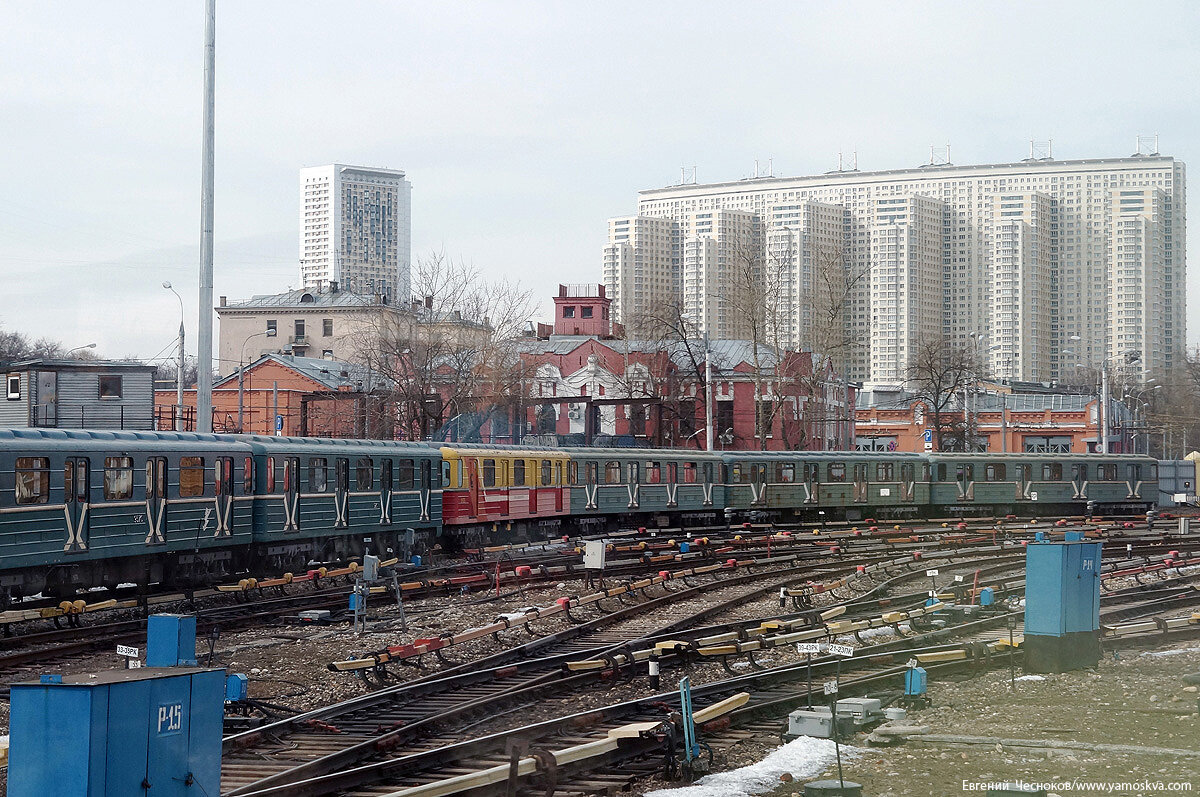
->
290;335;308;346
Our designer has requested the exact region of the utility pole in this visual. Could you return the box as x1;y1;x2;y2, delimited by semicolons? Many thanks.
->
1100;365;1109;454
196;0;216;433
176;319;185;431
704;333;714;451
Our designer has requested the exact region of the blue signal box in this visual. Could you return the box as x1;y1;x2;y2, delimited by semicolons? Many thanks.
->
1024;539;1102;672
8;667;224;797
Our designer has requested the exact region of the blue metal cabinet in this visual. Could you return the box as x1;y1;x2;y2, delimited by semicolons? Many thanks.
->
9;667;224;797
1025;540;1101;636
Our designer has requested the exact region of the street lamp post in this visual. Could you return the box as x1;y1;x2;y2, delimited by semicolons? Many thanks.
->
163;281;185;431
239;330;277;432
65;343;97;357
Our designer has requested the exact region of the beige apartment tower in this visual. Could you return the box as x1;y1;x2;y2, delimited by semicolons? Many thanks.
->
603;154;1185;387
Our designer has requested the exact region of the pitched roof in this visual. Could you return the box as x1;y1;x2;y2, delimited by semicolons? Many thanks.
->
220;287;398;311
215;354;392;391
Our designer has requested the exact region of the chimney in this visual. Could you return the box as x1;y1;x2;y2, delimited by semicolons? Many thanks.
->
219;296;227;307
329;280;339;293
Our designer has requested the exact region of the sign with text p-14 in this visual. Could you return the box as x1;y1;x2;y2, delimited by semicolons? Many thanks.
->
828;643;855;658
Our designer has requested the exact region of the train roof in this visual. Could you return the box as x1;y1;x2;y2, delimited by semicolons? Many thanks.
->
0;428;251;451
441;444;570;458
236;434;440;455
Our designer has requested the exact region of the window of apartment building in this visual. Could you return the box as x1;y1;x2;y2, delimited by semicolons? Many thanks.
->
322;319;334;336
266;320;277;335
581;306;593;318
294;320;305;340
562;306;575;318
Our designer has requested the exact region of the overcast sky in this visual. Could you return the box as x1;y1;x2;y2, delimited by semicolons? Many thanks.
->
1;1;1197;369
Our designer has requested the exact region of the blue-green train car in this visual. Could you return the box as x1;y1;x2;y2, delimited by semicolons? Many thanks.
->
0;429;256;601
242;436;442;571
926;453;1158;517
720;451;932;522
562;448;725;531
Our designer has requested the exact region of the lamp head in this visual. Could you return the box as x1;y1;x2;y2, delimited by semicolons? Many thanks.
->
162;281;172;290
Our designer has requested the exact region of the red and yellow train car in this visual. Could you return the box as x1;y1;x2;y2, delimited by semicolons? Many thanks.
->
440;446;571;536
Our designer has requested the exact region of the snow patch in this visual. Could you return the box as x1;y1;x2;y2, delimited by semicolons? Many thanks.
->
1014;675;1046;682
643;735;857;797
1141;646;1200;658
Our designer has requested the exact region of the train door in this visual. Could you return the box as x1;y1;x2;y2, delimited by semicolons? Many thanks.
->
63;457;91;552
333;458;349;528
528;460;538;513
1125;463;1142;500
214;457;234;537
749;463;767;505
142;456;166;545
627;461;640;509
1071;463;1089;499
380;459;393;525
803;462;818;504
956;462;975;500
852;462;868;503
702;462;714;506
283;456;300;531
555;462;564;511
900;462;915;502
420;459;432;521
1016;463;1033;500
666;462;678;508
466;457;480;518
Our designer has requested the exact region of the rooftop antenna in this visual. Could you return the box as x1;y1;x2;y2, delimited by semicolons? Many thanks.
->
1134;134;1160;157
680;166;698;185
1027;139;1053;161
923;145;951;168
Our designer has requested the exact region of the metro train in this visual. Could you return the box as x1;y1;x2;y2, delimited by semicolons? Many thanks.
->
0;429;1159;602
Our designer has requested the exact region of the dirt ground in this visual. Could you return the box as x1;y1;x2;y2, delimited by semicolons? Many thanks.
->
725;640;1200;797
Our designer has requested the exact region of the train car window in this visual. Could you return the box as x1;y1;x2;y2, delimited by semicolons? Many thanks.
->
542;460;553;486
876;462;894;481
1073;463;1087;482
439;460;450;488
703;462;714;483
243;457;254;494
267;457;276;492
397;459;415;489
14;457;49;504
1099;464;1118;481
605;461;620;484
828;462;846;482
776;463;795;483
1017;464;1032;483
180;456;206;497
731;464;743;483
513;459;525;486
646;462;661;484
1127;464;1141;482
667;462;677;484
955;463;974;482
282;458;292;493
555;462;562;485
482;459;496;488
381;459;394;491
586;462;598;484
683;462;697;483
568;461;579;485
985;463;1006;481
356;458;373;491
936;463;947;481
628;462;640;483
102;456;133;500
1042;463;1062;481
922;463;931;481
804;463;819;483
1148;463;1158;480
308;458;328;492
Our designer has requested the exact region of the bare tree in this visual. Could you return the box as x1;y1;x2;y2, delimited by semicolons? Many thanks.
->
350;250;536;441
907;337;983;451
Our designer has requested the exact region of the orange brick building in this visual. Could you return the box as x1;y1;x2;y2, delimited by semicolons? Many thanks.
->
155;354;392;437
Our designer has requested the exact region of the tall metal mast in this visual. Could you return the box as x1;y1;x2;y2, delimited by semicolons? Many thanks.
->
196;0;216;432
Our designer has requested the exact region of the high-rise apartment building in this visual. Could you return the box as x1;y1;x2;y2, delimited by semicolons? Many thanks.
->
603;154;1185;387
300;164;412;302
